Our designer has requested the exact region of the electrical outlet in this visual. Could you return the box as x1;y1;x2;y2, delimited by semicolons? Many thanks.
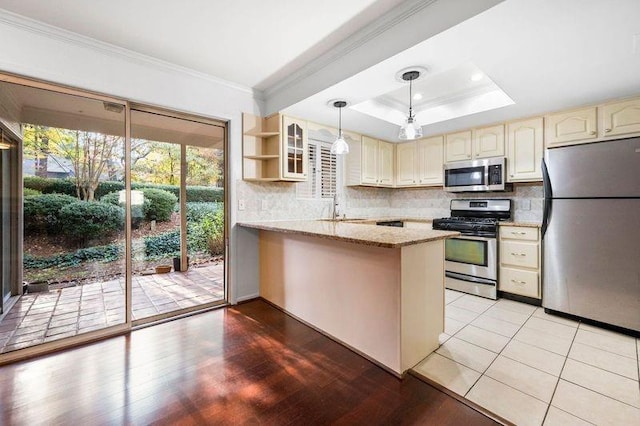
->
521;199;531;211
261;199;268;211
238;199;245;211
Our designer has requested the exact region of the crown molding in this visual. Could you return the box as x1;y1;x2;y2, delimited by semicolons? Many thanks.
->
0;8;264;100
261;0;438;100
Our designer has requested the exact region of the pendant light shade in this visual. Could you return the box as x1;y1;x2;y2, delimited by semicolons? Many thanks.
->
331;100;349;155
398;70;423;140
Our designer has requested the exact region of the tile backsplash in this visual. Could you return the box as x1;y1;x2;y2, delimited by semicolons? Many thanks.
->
236;180;543;223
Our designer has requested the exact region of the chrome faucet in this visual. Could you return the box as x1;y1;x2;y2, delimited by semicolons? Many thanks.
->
332;194;339;220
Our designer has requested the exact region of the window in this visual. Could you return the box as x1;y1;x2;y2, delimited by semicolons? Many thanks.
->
297;140;336;199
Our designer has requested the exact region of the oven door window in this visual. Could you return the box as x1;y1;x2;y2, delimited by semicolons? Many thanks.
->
445;238;488;266
445;166;485;187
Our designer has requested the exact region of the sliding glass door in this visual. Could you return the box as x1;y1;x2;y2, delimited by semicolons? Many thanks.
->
0;73;227;359
1;129;20;315
130;108;226;323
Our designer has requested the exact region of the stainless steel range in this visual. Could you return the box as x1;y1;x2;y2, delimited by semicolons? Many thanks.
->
432;199;512;300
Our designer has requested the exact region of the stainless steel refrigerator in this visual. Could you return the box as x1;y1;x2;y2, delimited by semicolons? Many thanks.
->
542;136;640;333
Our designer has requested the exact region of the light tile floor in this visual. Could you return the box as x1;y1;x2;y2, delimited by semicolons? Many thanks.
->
414;290;640;426
0;263;224;354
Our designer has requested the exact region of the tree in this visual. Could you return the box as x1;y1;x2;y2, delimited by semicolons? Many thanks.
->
24;124;124;201
22;125;75;178
61;131;123;201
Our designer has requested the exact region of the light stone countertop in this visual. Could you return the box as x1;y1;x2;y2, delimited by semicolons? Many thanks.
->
237;219;458;248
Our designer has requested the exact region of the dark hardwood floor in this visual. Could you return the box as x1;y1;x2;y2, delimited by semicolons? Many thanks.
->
0;299;498;425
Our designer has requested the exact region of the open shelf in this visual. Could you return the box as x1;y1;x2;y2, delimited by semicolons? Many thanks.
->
243;112;283;181
244;131;280;138
244;154;280;160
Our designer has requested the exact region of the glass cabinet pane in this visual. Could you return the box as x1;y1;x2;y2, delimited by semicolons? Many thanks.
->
295;124;303;148
288;148;295;173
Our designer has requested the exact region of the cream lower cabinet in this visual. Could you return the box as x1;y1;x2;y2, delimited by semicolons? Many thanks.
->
499;225;541;299
506;117;544;182
346;135;394;187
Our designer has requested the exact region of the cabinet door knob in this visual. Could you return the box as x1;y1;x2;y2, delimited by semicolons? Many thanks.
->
510;279;527;285
511;231;527;235
467;154;471;158
511;252;527;257
605;128;612;133
590;130;597;135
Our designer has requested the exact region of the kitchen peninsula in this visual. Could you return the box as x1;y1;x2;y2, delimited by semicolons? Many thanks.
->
238;220;458;375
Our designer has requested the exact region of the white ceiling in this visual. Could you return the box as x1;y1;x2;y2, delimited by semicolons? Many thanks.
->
284;0;640;141
351;62;514;127
0;0;405;90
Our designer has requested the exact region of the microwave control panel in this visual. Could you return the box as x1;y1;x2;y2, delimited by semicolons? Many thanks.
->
488;165;502;185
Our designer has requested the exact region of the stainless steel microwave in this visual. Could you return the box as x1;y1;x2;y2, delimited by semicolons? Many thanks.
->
444;157;508;192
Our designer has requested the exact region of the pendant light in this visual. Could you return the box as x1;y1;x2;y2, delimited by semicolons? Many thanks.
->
398;70;423;140
330;100;349;155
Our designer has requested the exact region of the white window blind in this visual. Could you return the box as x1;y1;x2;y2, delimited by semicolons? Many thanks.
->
296;141;336;199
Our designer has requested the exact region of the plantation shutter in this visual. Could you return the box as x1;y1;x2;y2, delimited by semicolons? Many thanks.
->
319;144;336;198
295;141;336;199
296;142;317;199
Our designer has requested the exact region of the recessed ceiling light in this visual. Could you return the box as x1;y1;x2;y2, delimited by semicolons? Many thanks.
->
413;93;423;100
470;73;484;82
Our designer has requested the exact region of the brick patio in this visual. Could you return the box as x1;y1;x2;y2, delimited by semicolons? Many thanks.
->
0;263;224;354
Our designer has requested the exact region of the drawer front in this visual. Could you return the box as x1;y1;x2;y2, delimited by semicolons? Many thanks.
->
500;267;539;298
501;241;539;269
501;226;539;241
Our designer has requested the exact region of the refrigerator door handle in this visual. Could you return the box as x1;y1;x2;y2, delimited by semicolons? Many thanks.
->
542;158;552;239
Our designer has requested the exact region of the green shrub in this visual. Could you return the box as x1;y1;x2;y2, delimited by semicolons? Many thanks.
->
144;229;181;258
100;191;147;228
23;188;41;197
23;243;123;270
99;191;120;206
201;208;224;255
141;188;177;221
23;193;78;233
185;186;223;203
59;201;124;243
24;176;222;203
186;202;222;223
45;178;77;196
23;176;50;192
94;181;125;199
187;207;224;256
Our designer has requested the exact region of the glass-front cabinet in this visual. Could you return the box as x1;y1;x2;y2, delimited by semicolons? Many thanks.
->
282;116;308;181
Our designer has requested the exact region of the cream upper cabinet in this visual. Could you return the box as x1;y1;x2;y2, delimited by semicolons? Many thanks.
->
445;130;472;162
416;136;444;186
345;135;394;187
378;141;395;186
545;107;597;148
396;141;417;186
599;98;640;138
282;116;308;180
361;136;379;185
506;117;544;182
473;124;505;159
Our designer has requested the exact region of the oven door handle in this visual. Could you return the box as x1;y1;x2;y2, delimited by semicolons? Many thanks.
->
451;235;494;242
